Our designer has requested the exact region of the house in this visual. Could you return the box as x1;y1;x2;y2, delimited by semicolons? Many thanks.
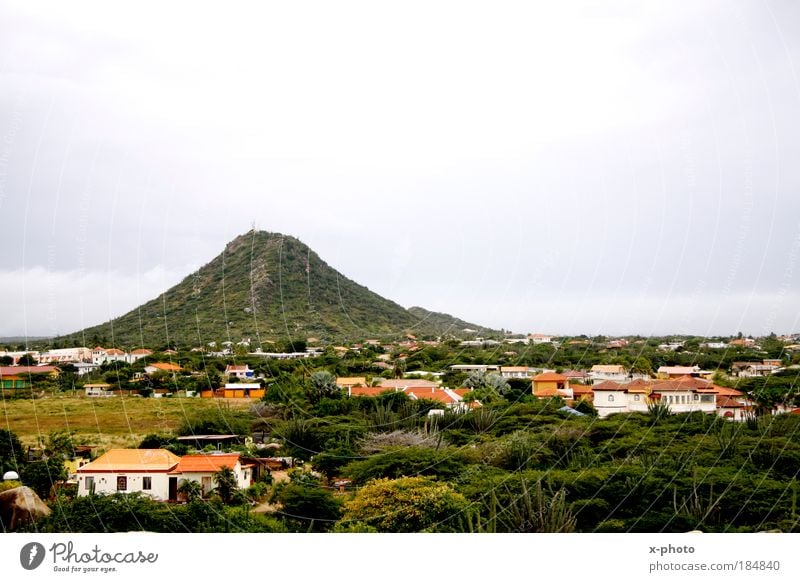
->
145;362;183;375
76;449;181;500
570;383;594;402
84;383;114;397
532;372;572;399
336;377;367;389
648;377;717;414
588;365;629;384
92;348;126;365
656;365;701;379
592;380;652;417
499;366;532;379
562;370;590;382
376;379;440;390
0;366;60;379
224;364;255;380
528;333;553;344
126;349;152;364
403;387;479;412
39;347;92;364
449;364;500;373
0;373;31;395
729;337;756;348
169;453;252;497
700;342;728;349
736;364;780;378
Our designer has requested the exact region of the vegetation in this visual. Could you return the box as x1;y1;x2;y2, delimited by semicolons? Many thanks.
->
52;231;494;347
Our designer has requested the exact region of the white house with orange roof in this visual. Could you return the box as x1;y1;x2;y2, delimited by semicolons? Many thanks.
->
126;348;153;364
224;364;255;380
169;453;252;496
77;449;181;500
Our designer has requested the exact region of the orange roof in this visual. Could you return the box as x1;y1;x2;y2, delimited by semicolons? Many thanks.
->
534;387;559;397
408;390;458;404
710;385;744;397
171;453;240;474
105;349;125;356
500;366;529;372
378;379;439;389
403;386;439;395
349;386;394;397
533;372;568;382
452;388;473;397
78;449;180;472
149;362;182;372
571;384;594;394
717;397;747;408
591;381;623;391
130;349;152;355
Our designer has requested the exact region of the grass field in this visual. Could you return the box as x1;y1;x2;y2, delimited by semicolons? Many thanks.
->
0;395;254;450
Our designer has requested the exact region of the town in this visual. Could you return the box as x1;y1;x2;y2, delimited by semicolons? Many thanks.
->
2;330;799;533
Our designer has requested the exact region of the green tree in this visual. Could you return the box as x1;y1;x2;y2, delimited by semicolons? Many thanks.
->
213;466;238;504
277;483;342;532
307;371;341;403
17;353;37;366
341;476;473;532
0;429;24;474
20;457;67;499
178;479;203;502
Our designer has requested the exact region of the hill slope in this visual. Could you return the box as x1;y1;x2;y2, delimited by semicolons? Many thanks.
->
55;231;495;347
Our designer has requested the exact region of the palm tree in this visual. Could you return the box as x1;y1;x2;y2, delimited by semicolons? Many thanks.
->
177;479;203;502
213;467;238;504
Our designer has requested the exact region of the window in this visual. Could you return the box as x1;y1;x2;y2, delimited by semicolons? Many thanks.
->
608;394;614;402
634;394;640;401
693;394;699;401
142;476;152;490
117;476;127;491
85;476;95;494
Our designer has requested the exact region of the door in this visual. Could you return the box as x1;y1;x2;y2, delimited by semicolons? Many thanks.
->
168;477;178;501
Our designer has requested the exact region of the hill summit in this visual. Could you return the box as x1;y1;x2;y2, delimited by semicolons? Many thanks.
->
57;231;495;347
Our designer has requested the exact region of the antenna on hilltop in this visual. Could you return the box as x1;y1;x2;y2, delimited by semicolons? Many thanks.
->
250;220;257;232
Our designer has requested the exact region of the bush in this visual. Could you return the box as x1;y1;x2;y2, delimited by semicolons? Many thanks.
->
341;476;472;532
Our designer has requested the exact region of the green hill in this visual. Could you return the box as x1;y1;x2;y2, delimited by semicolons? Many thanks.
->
55;231;495;348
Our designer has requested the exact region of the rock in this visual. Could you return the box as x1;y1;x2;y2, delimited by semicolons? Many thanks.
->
0;486;51;532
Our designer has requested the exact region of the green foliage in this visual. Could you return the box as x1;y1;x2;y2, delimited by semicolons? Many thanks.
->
213;466;239;504
0;428;24;474
20;457;67;499
341;476;473;532
35;493;286;533
177;408;252;437
276;483;342;532
307;371;341;404
342;447;467;483
178;479;203;502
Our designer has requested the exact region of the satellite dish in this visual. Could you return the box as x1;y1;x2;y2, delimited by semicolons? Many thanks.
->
3;470;20;481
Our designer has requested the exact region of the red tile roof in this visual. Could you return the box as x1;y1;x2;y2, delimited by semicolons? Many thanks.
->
717;397;747;408
0;366;58;377
591;381;624;391
533;372;567;382
171;454;240;473
78;449;180;472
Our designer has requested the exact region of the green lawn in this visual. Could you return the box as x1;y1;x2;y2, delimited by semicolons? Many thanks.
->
0;395;254;449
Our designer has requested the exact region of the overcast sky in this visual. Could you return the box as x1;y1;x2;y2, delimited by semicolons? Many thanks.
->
2;0;800;339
